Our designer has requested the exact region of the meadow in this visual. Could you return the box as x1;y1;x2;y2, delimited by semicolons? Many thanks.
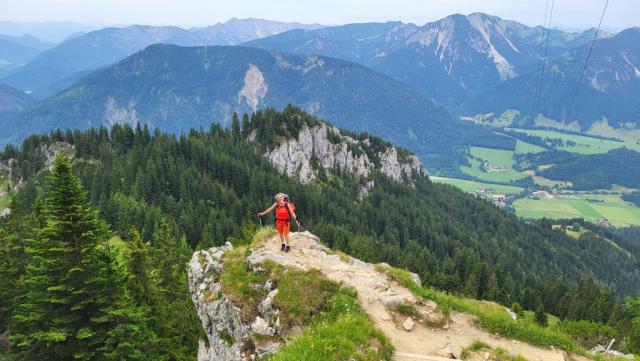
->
506;128;640;154
459;147;528;183
513;194;640;226
430;176;524;195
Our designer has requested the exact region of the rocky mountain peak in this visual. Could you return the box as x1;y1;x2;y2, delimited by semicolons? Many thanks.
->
255;121;422;186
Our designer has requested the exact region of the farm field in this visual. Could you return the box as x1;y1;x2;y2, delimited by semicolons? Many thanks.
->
513;194;640;226
506;128;640;154
460;147;528;183
430;176;524;195
514;139;546;154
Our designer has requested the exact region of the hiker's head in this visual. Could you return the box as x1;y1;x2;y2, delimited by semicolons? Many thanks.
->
275;193;286;203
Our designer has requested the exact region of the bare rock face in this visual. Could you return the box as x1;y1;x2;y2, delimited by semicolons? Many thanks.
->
188;243;283;361
379;147;422;183
263;123;422;186
104;96;139;127
39;142;74;169
238;64;268;112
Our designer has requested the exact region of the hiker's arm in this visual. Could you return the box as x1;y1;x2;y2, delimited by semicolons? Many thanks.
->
258;203;276;217
287;203;299;223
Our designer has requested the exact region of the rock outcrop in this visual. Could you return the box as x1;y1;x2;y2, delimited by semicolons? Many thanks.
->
189;231;595;361
262;123;422;185
188;242;282;361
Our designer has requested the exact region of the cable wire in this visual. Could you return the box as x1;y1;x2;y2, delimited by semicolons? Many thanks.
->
565;0;611;123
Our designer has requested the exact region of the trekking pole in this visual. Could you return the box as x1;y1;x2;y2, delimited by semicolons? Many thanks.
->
257;212;263;228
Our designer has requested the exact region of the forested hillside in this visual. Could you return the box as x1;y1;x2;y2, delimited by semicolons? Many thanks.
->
1;108;640;359
517;148;640;190
2;44;513;173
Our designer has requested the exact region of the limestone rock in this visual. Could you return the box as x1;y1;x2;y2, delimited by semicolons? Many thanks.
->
189;243;283;361
403;317;415;331
260;124;422;186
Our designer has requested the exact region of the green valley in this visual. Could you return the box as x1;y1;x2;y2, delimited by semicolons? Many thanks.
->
438;126;640;226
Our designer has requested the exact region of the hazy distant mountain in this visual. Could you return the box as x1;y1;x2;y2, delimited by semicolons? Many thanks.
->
0;37;41;69
0;25;202;97
244;21;419;67
1;20;322;99
4;44;510;171
0;21;97;43
0;33;54;51
0;84;32;125
192;17;323;45
246;13;602;108
462;27;640;130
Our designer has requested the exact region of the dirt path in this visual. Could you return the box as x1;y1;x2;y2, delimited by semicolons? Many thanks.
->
254;232;588;361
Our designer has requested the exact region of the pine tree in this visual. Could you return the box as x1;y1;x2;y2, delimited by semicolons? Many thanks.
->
0;196;30;330
127;228;153;308
10;155;153;359
149;221;200;359
231;112;241;139
535;305;548;327
627;295;640;353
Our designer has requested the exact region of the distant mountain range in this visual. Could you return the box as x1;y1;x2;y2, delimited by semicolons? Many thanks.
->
191;18;322;45
2;44;510;171
0;34;54;75
246;13;605;108
462;27;640;130
0;19;322;99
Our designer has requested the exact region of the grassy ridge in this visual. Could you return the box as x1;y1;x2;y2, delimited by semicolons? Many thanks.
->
219;239;393;361
376;264;636;360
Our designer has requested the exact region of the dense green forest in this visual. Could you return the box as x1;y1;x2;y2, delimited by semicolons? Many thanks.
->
623;192;640;207
516;148;640;190
2;107;640;358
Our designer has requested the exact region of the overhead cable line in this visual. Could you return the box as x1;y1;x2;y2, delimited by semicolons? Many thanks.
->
565;0;611;123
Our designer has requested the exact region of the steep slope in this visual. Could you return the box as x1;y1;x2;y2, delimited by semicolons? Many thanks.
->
4;44;509;171
192;17;322;45
246;13;600;108
463;27;640;130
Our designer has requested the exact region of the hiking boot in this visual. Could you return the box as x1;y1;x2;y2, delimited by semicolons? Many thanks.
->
280;244;286;251
285;245;291;253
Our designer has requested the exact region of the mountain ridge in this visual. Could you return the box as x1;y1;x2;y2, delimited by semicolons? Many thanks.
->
4;44;511;171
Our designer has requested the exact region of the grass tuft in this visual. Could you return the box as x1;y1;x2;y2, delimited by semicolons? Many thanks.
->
461;341;529;361
218;329;234;346
220;246;269;322
251;227;278;249
272;268;340;329
271;288;393;361
395;303;420;317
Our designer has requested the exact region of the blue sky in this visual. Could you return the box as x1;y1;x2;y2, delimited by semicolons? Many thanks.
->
0;0;637;31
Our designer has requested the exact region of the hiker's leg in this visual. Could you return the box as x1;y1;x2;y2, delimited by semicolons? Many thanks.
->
284;222;291;245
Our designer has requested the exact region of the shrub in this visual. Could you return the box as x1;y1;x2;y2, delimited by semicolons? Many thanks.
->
555;320;616;349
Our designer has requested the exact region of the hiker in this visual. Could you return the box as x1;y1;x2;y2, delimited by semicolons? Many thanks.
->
258;193;300;252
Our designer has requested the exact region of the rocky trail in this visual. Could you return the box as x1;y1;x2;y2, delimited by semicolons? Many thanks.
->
251;232;589;361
